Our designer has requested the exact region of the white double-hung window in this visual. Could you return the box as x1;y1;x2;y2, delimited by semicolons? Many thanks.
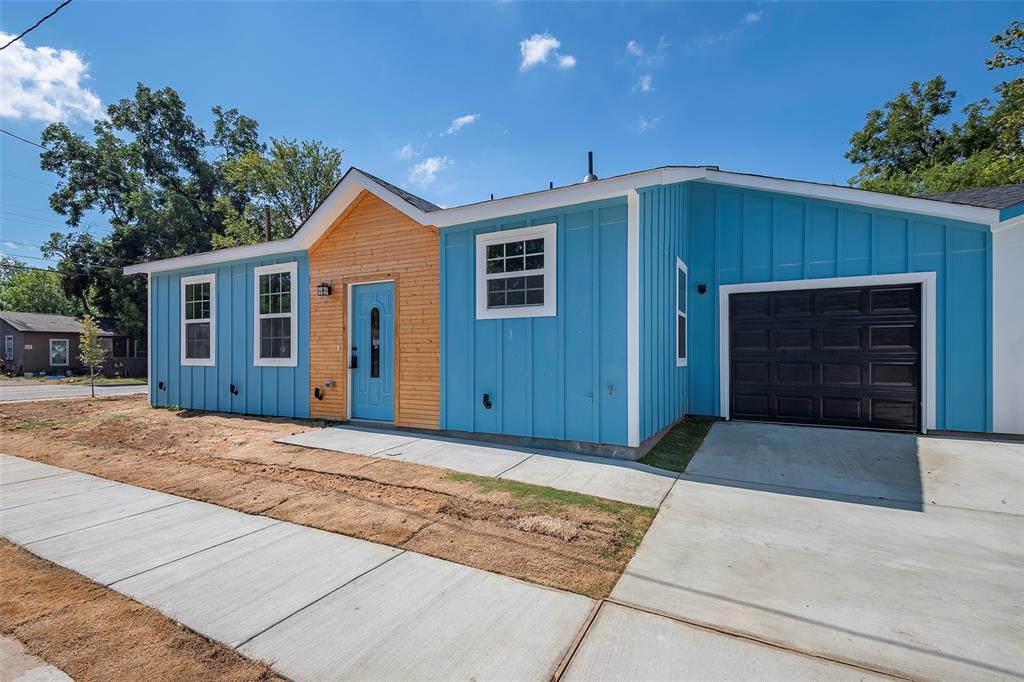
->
676;257;688;367
254;262;298;367
4;335;12;360
475;223;557;320
49;339;69;366
181;273;215;366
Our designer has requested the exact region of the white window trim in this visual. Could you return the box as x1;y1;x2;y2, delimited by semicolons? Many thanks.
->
253;262;298;367
180;273;216;367
717;272;937;433
133;339;147;358
676;257;688;367
49;338;69;366
475;222;557;320
4;334;12;360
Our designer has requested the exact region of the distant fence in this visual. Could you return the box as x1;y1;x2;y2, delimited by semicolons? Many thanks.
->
101;357;147;379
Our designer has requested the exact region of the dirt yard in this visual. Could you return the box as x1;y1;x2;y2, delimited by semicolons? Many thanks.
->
0;540;281;682
0;395;656;598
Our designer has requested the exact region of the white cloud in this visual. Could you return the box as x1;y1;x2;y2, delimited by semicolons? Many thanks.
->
744;10;763;23
396;144;418;160
445;113;480;136
0;34;103;123
408;156;451;187
637;115;660;133
636;74;653;92
519;32;576;72
625;37;669;67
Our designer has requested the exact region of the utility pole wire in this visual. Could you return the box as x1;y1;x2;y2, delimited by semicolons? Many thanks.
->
0;128;47;149
0;0;74;51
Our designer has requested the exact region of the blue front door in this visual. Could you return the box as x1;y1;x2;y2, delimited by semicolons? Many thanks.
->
352;282;394;421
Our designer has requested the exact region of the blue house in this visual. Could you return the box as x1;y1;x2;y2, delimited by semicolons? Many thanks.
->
125;166;1024;457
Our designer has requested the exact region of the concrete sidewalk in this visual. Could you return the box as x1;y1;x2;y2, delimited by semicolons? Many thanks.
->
278;425;677;508
1;453;893;681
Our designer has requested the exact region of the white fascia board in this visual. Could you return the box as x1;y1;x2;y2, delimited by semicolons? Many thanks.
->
291;169;434;248
124;239;301;275
431;167;708;228
703;170;1000;225
124;169;435;275
992;214;1024;233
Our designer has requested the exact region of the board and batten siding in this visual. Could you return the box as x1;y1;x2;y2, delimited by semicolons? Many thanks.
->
686;181;992;432
638;183;690;442
441;198;629;446
307;191;440;428
149;252;310;417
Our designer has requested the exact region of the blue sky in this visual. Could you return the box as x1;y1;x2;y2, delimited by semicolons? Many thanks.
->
1;1;1018;265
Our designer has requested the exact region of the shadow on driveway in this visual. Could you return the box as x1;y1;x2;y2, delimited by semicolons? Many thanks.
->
682;421;925;510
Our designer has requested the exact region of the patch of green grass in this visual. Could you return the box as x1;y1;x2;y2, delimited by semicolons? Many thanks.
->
638;417;714;473
444;471;656;517
14;418;82;431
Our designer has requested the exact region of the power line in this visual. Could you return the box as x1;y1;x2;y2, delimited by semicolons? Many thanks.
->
0;128;46;149
1;171;53;186
2;262;128;279
0;0;74;51
0;251;126;273
0;239;42;250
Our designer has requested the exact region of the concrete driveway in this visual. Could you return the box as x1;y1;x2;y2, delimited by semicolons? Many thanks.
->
606;422;1024;681
0;381;147;402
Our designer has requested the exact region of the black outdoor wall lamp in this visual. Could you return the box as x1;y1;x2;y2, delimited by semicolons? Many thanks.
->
316;282;332;297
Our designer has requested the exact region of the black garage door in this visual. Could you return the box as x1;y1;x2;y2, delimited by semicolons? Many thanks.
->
729;283;921;431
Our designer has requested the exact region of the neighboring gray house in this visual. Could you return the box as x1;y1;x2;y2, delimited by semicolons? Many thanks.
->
0;312;146;378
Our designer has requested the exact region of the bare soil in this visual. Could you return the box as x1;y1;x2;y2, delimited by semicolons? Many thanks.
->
0;540;282;682
0;395;655;598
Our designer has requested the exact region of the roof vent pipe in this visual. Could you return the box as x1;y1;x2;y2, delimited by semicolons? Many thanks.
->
582;151;598;183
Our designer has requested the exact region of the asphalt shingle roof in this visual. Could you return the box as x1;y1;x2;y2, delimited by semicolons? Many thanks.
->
358;170;442;213
0;312;123;336
922;184;1024;210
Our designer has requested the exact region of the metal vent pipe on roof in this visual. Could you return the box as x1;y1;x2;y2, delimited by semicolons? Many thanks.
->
582;151;598;183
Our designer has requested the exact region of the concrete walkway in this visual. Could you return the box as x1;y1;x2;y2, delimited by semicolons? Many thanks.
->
278;425;676;508
1;453;890;681
0;636;73;682
611;422;1024;682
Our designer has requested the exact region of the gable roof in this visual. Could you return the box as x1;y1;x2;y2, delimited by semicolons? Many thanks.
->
125;164;1003;275
922;183;1024;210
0;312;123;336
359;170;441;213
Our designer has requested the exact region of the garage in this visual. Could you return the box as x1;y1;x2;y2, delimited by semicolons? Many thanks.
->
728;283;921;431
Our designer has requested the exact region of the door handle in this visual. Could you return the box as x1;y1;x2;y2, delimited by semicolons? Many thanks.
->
349;346;358;369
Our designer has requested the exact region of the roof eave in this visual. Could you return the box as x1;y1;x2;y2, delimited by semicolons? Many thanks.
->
124;169;437;275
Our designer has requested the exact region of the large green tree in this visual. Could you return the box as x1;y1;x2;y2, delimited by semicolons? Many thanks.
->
846;20;1024;195
39;84;343;337
0;256;83;316
213;138;343;248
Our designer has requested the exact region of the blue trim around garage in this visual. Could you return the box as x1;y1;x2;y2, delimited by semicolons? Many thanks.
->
682;181;992;432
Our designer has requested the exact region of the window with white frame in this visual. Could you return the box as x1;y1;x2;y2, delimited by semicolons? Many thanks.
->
181;273;215;366
254;262;298;366
4;335;12;360
133;338;148;359
49;338;69;366
475;223;557;319
676;258;688;366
